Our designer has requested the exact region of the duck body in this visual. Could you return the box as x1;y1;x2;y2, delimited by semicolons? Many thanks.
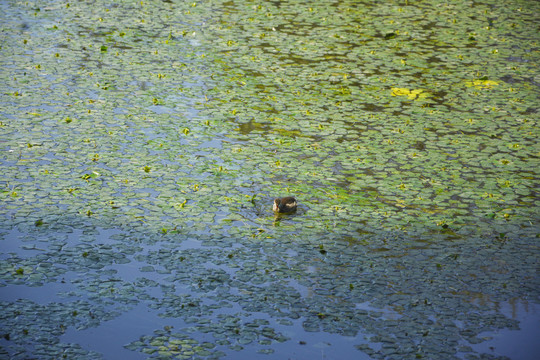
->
273;197;297;213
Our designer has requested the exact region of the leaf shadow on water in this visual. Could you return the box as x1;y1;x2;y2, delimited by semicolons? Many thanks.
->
1;208;538;360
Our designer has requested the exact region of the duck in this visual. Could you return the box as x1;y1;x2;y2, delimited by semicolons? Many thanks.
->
273;197;297;213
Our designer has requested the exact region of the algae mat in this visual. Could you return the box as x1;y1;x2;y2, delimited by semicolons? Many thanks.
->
0;0;539;359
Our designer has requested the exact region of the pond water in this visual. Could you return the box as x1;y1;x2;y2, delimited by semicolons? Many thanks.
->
1;0;539;359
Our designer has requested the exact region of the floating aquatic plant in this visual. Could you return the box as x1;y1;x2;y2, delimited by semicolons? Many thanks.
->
0;0;538;359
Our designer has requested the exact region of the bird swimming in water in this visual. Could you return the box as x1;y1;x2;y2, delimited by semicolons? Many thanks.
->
273;197;297;213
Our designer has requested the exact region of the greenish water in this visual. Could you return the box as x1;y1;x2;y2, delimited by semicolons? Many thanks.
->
0;0;539;359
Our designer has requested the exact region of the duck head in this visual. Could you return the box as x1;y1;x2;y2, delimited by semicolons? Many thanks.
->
273;197;297;213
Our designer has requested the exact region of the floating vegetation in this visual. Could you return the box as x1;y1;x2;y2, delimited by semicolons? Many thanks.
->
0;0;539;359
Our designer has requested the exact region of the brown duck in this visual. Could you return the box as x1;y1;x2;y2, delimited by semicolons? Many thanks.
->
273;197;297;213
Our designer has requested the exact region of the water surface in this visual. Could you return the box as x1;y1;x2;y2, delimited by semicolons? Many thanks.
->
1;0;539;359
